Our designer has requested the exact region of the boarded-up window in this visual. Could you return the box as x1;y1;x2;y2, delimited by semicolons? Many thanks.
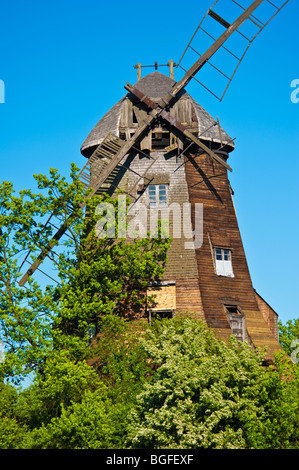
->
147;283;176;322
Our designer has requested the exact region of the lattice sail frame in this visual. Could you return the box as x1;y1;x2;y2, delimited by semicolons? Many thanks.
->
176;0;290;101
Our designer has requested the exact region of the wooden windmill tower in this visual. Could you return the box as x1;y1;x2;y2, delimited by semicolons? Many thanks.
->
19;0;290;361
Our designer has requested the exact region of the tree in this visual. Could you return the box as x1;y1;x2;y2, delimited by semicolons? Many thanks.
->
126;314;299;449
244;350;299;449
0;165;170;385
0;382;30;448
278;318;299;358
0;166;170;448
26;316;152;449
0;315;153;449
0;178;57;383
1;168;297;449
30;389;126;449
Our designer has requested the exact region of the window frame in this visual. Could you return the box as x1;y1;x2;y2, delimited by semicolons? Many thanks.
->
225;306;246;342
214;247;234;277
151;129;171;149
148;184;168;208
148;309;174;324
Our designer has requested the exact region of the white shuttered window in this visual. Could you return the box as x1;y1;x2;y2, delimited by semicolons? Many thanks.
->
215;248;234;277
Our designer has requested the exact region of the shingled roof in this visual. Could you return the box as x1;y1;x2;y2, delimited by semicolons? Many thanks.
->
80;71;235;156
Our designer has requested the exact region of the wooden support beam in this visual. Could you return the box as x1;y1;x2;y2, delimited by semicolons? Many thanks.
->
89;121;156;196
168;59;175;80
122;1;266;170
125;83;232;172
162;0;265;105
18;214;77;287
183;128;232;172
136;63;141;81
208;9;231;29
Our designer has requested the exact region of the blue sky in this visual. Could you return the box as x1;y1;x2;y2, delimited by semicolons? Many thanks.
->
0;0;298;325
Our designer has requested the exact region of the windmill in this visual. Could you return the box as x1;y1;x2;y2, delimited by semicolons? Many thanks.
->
18;0;290;361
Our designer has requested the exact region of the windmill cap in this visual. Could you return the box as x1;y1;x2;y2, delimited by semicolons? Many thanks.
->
80;71;235;157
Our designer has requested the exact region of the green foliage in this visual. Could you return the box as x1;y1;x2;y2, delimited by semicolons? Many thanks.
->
0;314;153;449
0;312;298;449
28;317;152;449
244;352;299;449
30;390;125;449
0;382;30;448
126;314;299;449
0;180;57;382
88;315;150;394
0;168;298;449
0;166;170;383
278;318;299;357
126;315;266;449
27;350;100;425
0;165;169;448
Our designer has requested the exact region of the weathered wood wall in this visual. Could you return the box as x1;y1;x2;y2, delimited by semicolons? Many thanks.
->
184;150;259;327
255;291;279;340
118;149;205;319
183;149;281;358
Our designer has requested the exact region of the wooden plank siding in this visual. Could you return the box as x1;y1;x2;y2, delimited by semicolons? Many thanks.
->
244;310;283;359
184;150;281;359
114;149;206;320
184;150;259;323
255;291;279;341
175;279;205;320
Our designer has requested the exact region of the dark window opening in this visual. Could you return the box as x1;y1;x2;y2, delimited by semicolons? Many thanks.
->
119;130;126;141
226;306;239;314
152;131;170;149
149;309;174;323
132;109;138;124
216;248;231;261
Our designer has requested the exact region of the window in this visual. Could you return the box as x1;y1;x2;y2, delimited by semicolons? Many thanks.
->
225;306;245;342
151;131;170;149
147;282;176;324
148;184;168;208
225;306;240;315
228;314;246;341
215;248;234;277
149;310;174;322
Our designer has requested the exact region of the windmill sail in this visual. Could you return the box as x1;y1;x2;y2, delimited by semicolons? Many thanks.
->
18;0;289;286
176;0;290;100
